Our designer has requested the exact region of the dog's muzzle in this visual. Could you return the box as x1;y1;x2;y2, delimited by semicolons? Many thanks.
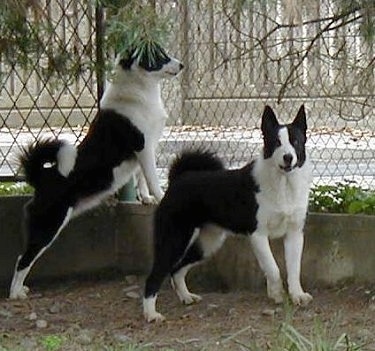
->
280;153;296;172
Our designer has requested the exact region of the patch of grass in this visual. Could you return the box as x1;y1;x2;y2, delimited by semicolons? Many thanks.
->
40;335;64;351
309;181;375;215
232;320;364;351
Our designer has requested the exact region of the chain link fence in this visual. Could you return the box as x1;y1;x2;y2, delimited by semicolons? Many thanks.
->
1;0;374;189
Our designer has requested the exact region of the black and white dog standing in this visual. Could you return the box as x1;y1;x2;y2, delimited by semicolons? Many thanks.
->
143;105;313;322
9;44;183;299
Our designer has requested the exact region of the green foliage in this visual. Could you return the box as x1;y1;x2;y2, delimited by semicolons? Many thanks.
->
273;322;363;351
246;319;364;351
309;181;375;215
102;0;172;58
40;335;65;351
0;1;50;68
0;0;171;83
336;0;375;42
0;182;33;196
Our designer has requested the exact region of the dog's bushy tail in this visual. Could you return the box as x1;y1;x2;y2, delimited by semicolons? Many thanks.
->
168;150;224;183
19;139;77;188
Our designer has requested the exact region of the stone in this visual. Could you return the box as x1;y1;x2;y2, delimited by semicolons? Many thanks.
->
262;308;276;317
28;312;38;321
49;303;61;314
122;285;139;293
0;308;13;318
36;319;48;329
76;331;93;345
113;332;131;344
124;275;138;285
125;291;140;299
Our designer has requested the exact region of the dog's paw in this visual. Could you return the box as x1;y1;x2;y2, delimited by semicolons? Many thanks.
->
139;194;158;205
267;280;284;304
144;311;166;323
180;293;202;305
290;292;313;306
9;285;30;300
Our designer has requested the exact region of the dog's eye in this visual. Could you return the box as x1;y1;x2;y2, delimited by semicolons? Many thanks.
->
276;139;281;147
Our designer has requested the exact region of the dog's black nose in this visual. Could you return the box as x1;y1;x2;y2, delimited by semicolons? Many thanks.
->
283;154;293;165
179;63;184;70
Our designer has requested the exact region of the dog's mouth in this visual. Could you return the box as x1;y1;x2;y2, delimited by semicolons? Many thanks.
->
165;71;178;76
279;164;297;172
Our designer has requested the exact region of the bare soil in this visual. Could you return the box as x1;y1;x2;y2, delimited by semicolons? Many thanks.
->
0;277;374;350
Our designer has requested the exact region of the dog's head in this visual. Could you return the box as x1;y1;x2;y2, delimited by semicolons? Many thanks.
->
117;42;183;80
261;105;307;173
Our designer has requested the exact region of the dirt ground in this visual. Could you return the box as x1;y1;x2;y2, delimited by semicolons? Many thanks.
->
0;276;374;350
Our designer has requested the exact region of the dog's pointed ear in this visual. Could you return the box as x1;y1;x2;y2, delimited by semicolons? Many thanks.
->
293;105;307;135
261;105;279;134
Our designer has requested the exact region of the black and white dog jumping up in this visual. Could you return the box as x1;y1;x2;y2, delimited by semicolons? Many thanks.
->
143;105;313;322
9;44;183;299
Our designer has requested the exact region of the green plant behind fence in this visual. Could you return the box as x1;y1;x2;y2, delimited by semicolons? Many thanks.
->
310;181;375;215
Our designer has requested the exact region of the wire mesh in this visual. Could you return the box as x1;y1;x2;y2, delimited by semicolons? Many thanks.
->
0;0;374;190
0;0;99;180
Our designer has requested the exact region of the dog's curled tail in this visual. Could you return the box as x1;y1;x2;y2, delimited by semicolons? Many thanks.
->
19;139;77;187
168;150;224;183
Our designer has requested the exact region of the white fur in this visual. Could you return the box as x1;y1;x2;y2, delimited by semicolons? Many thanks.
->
273;127;298;170
251;133;312;305
171;264;203;305
10;53;183;300
101;57;182;201
143;295;165;323
9;207;73;299
57;142;77;177
198;224;227;258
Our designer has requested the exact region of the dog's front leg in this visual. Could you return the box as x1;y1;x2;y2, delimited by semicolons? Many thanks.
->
136;146;163;202
250;232;284;304
284;229;313;305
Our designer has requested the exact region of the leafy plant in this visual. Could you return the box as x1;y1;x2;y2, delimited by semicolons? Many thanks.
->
0;0;172;80
0;182;33;196
101;0;172;57
309;181;375;215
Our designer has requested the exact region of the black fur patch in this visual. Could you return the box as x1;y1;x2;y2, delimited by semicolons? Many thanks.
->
119;43;171;72
17;108;145;270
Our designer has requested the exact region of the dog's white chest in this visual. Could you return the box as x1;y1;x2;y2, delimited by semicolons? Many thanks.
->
256;177;308;239
266;210;292;238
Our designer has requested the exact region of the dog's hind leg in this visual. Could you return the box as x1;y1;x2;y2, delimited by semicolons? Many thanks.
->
143;222;198;322
136;147;163;201
9;205;73;299
171;225;226;305
134;170;157;205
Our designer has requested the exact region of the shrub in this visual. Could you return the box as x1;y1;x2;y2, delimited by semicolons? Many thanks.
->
309;181;375;215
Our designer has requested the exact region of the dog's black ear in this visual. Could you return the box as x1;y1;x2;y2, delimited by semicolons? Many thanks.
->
261;105;279;134
118;47;137;70
293;105;307;135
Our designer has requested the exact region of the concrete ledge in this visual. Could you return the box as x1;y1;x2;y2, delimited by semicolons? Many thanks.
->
0;197;374;296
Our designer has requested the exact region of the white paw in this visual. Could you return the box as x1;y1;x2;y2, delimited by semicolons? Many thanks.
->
139;194;158;205
144;311;166;323
9;285;30;300
290;291;313;306
267;280;284;304
180;293;202;305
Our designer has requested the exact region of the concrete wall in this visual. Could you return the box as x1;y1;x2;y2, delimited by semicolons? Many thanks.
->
0;196;374;297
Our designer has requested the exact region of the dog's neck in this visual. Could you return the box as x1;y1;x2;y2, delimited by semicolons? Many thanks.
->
253;155;312;201
100;73;162;109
